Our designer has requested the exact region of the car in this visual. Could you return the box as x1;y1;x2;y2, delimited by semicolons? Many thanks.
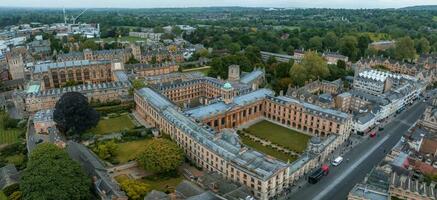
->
378;127;384;131
332;156;343;166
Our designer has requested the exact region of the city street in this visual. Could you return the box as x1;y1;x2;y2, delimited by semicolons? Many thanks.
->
287;100;428;200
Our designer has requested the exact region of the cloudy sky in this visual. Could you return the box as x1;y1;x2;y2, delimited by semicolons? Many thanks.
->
0;0;436;9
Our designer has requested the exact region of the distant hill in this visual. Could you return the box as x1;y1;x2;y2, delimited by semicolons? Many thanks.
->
399;5;437;11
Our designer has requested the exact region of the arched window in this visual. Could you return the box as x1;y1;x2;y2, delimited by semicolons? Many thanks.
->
84;68;90;80
68;70;74;81
43;75;50;88
76;70;82;81
60;71;66;83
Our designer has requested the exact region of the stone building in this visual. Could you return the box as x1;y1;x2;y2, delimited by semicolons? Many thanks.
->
57;48;132;63
355;57;420;76
31;60;115;89
134;87;348;200
6;53;25;80
33;109;56;134
14;81;130;113
126;62;179;77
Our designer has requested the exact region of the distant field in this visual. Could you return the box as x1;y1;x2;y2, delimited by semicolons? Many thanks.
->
245;120;310;153
361;32;391;41
89;114;135;135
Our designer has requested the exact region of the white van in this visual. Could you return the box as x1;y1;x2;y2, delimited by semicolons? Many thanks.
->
332;156;344;166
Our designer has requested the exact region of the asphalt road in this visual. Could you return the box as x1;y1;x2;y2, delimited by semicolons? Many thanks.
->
288;100;428;200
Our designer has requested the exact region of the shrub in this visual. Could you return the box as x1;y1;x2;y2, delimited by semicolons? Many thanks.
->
3;183;20;196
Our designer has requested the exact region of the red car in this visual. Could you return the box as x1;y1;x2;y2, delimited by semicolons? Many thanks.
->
370;131;377;138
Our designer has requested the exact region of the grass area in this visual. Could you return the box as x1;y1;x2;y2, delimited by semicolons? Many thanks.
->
182;66;211;75
0;191;7;200
0;131;21;145
115;138;152;163
245;120;310;153
433;16;437;22
142;174;183;193
0;112;22;145
240;134;297;162
89;114;135;135
93;36;147;43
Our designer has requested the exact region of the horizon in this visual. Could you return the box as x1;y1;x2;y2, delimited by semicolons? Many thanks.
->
0;0;436;9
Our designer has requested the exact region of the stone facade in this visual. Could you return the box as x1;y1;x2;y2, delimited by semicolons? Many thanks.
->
31;60;114;89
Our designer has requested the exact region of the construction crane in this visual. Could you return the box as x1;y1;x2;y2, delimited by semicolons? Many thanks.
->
62;8;89;25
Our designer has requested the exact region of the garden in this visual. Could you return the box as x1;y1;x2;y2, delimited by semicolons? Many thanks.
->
244;120;311;153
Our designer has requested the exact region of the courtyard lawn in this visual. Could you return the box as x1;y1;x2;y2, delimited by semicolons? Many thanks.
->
90;114;135;135
115;138;151;163
246;120;310;153
0;130;21;145
240;134;297;162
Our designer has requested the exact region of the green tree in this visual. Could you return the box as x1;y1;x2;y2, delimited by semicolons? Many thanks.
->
323;32;338;50
228;42;241;54
338;36;359;61
117;176;149;200
357;35;371;57
94;141;118;160
20;144;92;200
289;63;308;86
415;37;430;54
309;36;323;51
8;191;22;200
395;36;416;61
53;92;100;139
301;51;329;80
137;138;184;174
80;40;99;51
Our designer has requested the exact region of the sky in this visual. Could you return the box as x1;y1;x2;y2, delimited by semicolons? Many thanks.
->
0;0;436;9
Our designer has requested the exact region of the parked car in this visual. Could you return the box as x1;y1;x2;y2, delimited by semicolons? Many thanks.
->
332;156;344;166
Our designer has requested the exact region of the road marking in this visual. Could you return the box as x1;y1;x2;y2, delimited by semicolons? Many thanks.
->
312;134;390;200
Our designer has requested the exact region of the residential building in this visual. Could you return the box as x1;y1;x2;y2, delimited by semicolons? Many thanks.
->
322;52;349;65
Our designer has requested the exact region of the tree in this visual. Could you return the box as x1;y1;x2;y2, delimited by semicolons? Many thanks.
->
117;176;149;200
8;191;22;200
137;138;184;174
323;32;338;50
94;140;118;160
53;92;100;138
20;144;92;200
289;63;307;87
338;36;359;61
357;35;371;57
395;36;416;61
80;40;99;51
301;51;329;80
415;37;430;54
308;36;323;51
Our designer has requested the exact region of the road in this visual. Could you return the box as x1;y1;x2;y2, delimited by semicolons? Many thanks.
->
288;100;427;200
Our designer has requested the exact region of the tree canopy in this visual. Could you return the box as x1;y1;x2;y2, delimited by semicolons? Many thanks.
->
289;52;330;86
137;138;184;174
53;92;100;138
20;143;92;200
395;36;416;61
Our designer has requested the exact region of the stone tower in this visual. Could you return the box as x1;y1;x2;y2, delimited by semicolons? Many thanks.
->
228;65;240;82
130;44;142;61
7;54;25;80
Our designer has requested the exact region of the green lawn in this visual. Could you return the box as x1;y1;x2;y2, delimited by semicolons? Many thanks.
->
0;112;22;145
0;130;21;145
182;66;211;75
240;134;297;162
115;138;151;163
142;175;183;193
0;191;7;200
245;120;310;153
433;16;437;22
89;115;135;135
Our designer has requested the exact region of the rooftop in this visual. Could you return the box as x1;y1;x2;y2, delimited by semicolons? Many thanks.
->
240;69;264;84
33;60;110;73
137;88;288;181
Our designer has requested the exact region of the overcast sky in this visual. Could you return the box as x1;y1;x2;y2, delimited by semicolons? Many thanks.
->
0;0;436;9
